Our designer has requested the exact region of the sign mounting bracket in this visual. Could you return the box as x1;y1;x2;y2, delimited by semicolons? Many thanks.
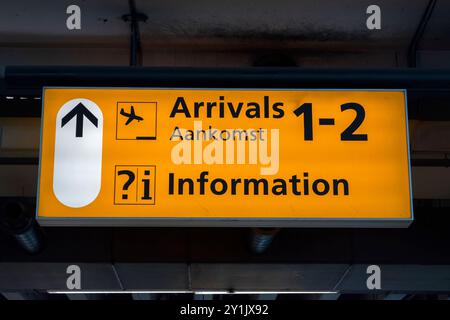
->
122;0;148;67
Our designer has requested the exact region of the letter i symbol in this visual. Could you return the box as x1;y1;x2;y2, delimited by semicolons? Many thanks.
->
141;170;152;200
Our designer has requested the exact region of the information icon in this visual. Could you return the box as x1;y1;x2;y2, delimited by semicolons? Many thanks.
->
114;165;156;205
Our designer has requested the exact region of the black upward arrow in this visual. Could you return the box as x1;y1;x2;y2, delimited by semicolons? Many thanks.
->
61;102;98;137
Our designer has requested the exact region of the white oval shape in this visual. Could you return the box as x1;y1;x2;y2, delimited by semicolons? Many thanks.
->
53;98;103;208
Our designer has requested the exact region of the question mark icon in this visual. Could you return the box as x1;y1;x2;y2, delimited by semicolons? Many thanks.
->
118;170;135;200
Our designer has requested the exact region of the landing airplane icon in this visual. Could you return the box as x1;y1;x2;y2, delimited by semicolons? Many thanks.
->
120;106;144;125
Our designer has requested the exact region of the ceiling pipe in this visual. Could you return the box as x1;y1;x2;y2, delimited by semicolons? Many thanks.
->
407;0;437;68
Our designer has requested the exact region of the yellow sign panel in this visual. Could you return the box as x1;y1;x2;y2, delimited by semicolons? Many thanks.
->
37;88;412;225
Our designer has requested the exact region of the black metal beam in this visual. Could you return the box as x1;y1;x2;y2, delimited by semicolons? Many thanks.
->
3;66;450;92
0;158;39;165
411;158;450;167
0;201;449;264
1;66;450;118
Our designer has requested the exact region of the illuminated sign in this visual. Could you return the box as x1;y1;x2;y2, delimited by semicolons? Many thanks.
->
37;88;412;226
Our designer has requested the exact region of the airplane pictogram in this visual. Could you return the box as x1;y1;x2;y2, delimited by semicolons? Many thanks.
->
120;106;144;125
116;101;157;140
